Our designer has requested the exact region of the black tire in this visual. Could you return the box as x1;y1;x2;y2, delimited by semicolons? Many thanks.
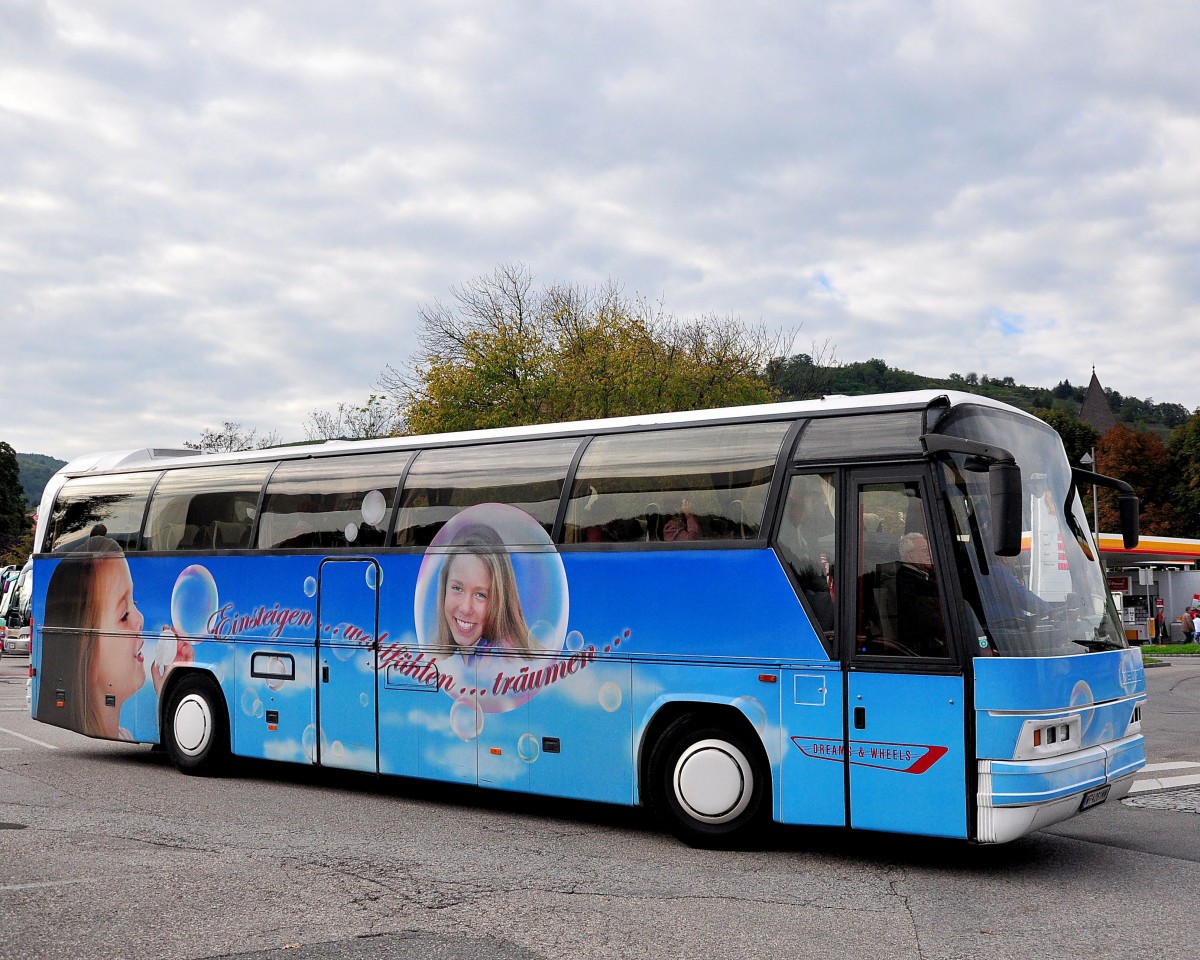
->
647;713;768;848
162;674;229;776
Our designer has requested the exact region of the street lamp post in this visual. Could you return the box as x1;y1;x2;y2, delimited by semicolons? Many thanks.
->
1080;449;1098;544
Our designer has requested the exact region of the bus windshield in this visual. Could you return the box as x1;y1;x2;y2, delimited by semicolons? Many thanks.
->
935;405;1126;657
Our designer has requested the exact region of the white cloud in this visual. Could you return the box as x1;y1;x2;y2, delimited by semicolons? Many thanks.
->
5;1;1200;461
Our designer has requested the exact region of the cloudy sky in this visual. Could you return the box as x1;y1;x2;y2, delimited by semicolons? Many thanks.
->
4;1;1199;461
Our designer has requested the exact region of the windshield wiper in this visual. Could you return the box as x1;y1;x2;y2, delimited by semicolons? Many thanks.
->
1072;629;1124;652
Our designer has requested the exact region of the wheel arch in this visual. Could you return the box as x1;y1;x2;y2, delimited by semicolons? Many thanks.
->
636;699;770;810
157;666;229;744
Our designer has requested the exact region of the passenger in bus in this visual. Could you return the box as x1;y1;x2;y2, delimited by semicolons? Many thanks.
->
663;497;702;541
37;535;194;740
776;480;835;634
895;532;948;657
434;523;534;664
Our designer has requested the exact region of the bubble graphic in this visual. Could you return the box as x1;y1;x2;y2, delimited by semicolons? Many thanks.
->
345;522;359;543
598;682;623;713
303;576;317;598
362;490;386;526
733;695;769;732
365;565;381;590
1070;680;1095;737
241;688;262;717
155;629;177;668
1119;650;1141;694
331;741;345;759
301;724;327;763
517;733;540;763
412;503;571;715
266;657;287;691
359;692;370;707
171;565;219;638
529;620;558;649
564;630;585;653
449;698;484;741
328;623;362;661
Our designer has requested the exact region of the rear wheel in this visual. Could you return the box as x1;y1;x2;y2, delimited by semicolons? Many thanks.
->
163;674;229;775
648;714;768;848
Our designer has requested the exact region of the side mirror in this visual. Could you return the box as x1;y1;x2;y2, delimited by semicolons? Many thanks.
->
990;462;1023;557
1118;493;1140;550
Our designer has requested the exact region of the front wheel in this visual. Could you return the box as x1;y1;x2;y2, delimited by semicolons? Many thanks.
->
648;715;768;848
163;674;229;776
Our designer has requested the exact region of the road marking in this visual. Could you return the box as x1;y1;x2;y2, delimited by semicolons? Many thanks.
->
0;726;58;749
0;879;93;892
1129;771;1200;794
1142;761;1200;772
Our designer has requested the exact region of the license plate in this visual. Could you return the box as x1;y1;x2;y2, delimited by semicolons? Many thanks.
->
1080;785;1110;811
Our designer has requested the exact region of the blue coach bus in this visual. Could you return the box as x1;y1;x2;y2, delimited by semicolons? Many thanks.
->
29;391;1146;846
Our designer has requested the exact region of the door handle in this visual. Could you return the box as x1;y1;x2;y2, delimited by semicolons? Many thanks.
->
853;706;866;729
322;664;330;683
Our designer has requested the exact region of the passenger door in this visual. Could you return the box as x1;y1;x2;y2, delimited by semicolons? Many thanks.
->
316;558;380;773
844;468;967;838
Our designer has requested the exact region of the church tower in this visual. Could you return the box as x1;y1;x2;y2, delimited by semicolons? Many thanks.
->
1079;367;1117;435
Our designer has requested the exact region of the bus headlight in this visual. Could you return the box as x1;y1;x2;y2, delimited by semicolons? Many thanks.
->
1013;714;1083;760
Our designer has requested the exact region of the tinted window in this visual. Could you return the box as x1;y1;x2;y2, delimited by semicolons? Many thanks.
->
564;421;789;544
854;479;948;658
776;473;837;643
795;411;925;462
394;438;581;546
48;472;159;553
144;463;272;551
258;452;411;549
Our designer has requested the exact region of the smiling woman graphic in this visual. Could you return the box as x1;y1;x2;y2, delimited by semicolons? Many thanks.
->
433;523;533;661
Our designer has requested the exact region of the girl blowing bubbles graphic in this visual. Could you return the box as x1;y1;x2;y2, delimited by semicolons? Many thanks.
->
38;535;193;740
434;524;533;662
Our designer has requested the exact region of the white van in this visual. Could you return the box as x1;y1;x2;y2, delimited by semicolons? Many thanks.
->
0;558;31;657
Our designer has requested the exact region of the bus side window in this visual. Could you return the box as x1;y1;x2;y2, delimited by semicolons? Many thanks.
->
775;473;836;640
48;472;159;553
258;452;411;550
392;439;579;546
565;422;789;546
145;464;272;553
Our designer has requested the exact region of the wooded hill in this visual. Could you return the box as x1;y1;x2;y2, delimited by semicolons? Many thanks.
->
769;356;1192;435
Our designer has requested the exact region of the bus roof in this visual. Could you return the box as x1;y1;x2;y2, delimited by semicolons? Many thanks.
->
52;389;1035;479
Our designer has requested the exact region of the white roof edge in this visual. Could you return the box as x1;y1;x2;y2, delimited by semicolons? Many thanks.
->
54;390;1033;476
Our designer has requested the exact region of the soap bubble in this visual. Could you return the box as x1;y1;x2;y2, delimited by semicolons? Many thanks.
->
303;576;317;598
301;724;327;763
450;698;483;741
564;630;585;653
171;565;218;638
155;629;177;668
362;490;386;526
265;657;287;692
517;733;540;763
598;682;623;713
241;688;262;718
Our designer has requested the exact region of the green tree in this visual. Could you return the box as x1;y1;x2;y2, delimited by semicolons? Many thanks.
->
183;421;281;452
304;395;405;441
1095;425;1178;536
382;264;790;434
1035;410;1099;470
0;442;32;563
1168;411;1200;538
